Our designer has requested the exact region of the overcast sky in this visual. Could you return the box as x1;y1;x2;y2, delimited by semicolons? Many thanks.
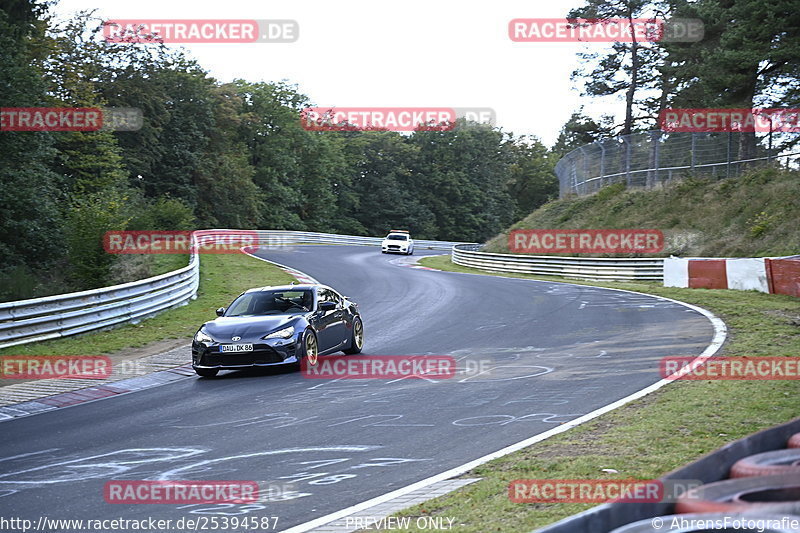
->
50;0;623;147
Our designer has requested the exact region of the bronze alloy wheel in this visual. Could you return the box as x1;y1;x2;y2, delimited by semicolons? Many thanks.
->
305;331;318;366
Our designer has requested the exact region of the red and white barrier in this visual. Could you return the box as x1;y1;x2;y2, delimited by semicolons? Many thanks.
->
664;256;799;296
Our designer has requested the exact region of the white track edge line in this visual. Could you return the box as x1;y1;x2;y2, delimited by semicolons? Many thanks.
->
282;260;727;533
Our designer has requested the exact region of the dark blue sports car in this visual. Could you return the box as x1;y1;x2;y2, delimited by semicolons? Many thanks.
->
191;284;363;377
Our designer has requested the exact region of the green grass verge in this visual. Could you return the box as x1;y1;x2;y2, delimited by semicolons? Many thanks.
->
0;254;294;357
484;167;800;258
151;254;191;276
374;254;799;532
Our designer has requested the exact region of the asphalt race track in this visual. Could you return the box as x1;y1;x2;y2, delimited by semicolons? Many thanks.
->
0;245;715;531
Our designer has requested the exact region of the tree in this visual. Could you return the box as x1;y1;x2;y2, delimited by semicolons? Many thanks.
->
569;0;669;135
551;111;613;155
0;3;66;298
409;122;516;241
507;138;558;220
663;0;800;157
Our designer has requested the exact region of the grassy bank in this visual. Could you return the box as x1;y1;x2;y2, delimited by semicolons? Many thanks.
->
0;254;293;357
374;255;799;532
485;167;800;257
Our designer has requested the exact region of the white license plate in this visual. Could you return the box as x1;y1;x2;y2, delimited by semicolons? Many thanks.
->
220;344;253;353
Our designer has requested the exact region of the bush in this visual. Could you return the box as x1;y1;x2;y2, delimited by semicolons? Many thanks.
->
65;191;130;288
128;197;195;231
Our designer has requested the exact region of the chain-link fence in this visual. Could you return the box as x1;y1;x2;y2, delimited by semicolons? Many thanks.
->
555;130;799;198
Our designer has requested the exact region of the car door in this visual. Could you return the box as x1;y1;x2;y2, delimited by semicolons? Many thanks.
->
315;288;348;351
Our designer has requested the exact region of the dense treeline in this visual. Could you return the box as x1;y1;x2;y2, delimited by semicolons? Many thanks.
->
0;3;557;300
3;0;797;301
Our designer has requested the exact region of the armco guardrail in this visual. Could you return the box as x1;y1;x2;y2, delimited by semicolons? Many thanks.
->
452;244;664;281
0;254;199;350
0;230;468;349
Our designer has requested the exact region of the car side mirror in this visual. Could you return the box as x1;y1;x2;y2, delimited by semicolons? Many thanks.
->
319;301;336;312
216;307;226;317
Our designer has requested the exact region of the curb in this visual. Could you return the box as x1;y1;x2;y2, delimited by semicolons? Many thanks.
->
0;362;195;422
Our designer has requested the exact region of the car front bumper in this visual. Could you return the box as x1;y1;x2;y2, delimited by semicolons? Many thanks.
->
192;339;299;369
382;245;409;253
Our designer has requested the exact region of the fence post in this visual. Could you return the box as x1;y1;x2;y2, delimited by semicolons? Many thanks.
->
571;159;578;197
624;135;632;187
690;133;696;172
650;131;661;187
726;132;732;179
579;147;588;195
599;142;606;188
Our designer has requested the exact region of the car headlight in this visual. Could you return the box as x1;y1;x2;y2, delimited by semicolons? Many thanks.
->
263;326;295;340
194;329;213;343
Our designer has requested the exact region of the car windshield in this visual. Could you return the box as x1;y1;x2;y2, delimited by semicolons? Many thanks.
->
226;290;313;316
387;235;408;240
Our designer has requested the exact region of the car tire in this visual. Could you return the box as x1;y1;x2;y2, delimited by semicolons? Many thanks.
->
301;329;319;367
730;449;800;478
194;367;219;378
344;317;364;355
788;433;800;448
675;474;800;514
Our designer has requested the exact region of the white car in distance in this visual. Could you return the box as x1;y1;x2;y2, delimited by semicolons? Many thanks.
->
381;230;414;255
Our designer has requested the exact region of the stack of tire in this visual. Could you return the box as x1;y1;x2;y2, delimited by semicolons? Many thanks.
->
610;433;800;532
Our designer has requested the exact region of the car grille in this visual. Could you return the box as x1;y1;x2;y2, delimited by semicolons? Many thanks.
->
204;347;285;366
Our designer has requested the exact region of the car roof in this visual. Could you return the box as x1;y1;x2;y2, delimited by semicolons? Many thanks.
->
242;284;329;294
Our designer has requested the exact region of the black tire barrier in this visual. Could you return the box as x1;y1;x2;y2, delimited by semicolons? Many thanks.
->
533;418;800;533
731;449;800;478
675;474;800;514
610;513;800;532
